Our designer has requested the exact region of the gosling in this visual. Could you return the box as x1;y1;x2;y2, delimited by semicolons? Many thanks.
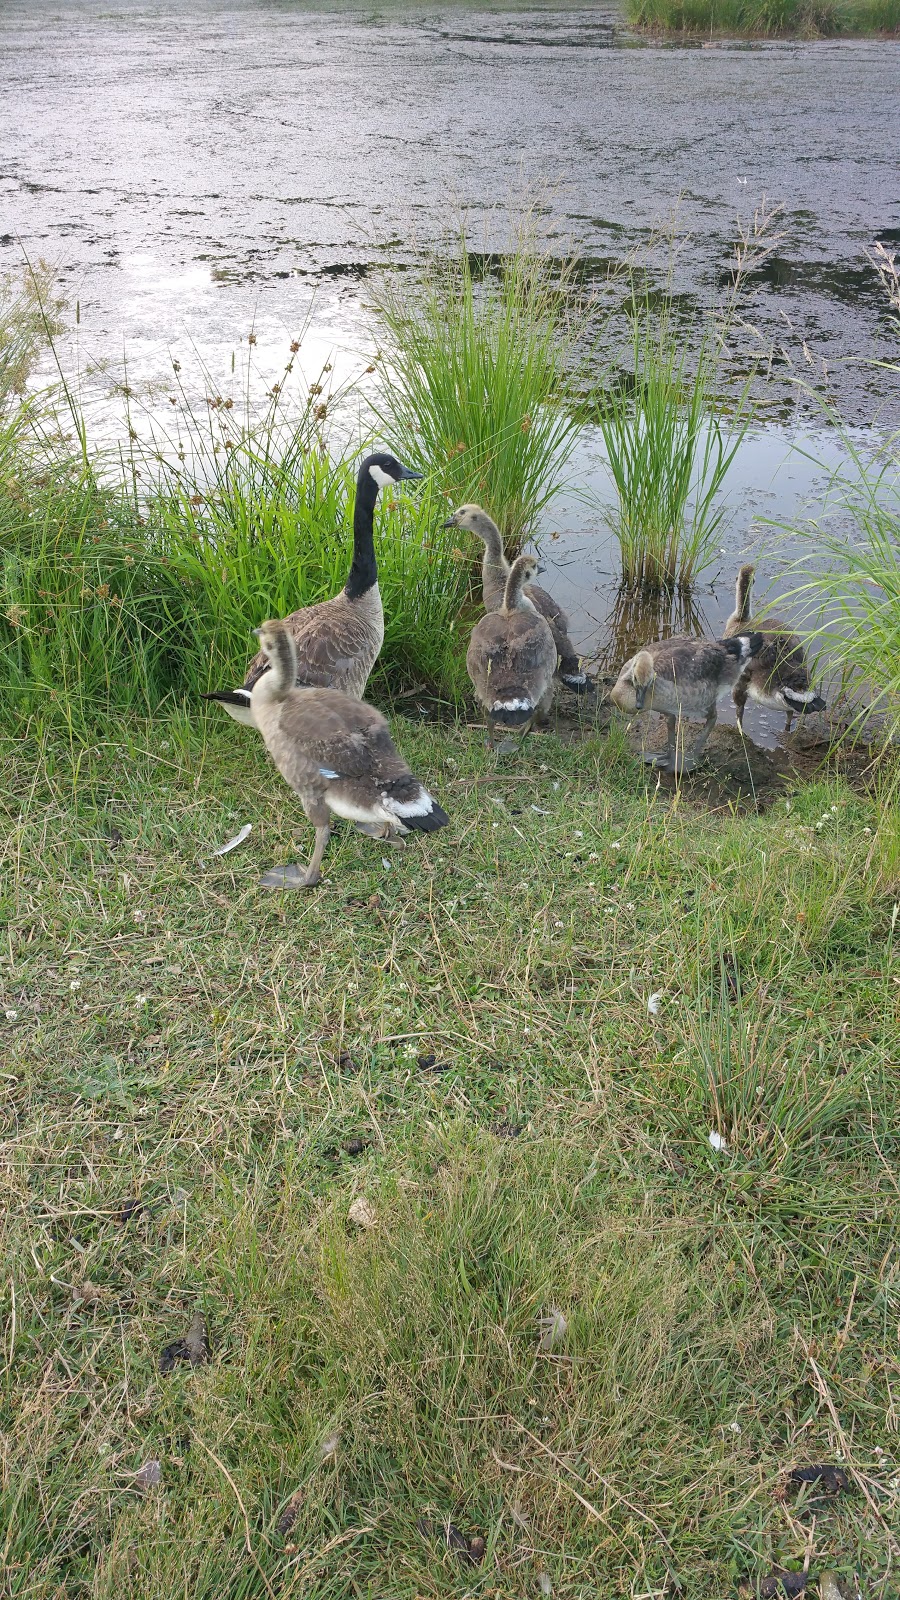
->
466;554;559;753
251;619;449;890
445;504;587;690
610;633;763;774
724;563;826;733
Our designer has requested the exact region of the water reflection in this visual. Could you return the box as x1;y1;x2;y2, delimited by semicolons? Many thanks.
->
598;582;710;672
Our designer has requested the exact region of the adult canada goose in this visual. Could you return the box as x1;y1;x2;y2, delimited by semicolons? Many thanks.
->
251;619;449;890
202;451;422;728
466;554;559;752
723;563;826;732
445;504;587;690
610;632;763;774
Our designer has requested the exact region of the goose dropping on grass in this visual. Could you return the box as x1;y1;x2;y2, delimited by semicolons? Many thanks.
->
723;563;825;733
610;632;764;775
445;503;587;690
250;619;449;890
466;554;559;754
202;451;422;728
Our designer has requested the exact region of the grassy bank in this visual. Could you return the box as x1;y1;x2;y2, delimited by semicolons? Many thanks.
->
1;714;898;1597
626;0;900;36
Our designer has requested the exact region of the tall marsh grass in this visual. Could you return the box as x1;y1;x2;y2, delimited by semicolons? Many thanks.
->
627;0;900;34
372;233;597;543
783;430;900;740
596;294;751;590
0;342;470;725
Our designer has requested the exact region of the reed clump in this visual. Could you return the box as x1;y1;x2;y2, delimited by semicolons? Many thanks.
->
627;0;900;35
371;230;597;544
595;292;751;591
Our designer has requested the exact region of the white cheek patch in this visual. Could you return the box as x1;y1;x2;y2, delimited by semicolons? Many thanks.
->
369;464;394;489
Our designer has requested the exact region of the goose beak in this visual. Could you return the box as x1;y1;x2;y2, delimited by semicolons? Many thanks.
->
442;515;459;529
535;563;546;575
634;684;647;710
397;464;424;481
252;627;262;638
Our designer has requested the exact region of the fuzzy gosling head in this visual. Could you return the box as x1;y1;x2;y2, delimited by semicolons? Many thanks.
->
631;650;655;710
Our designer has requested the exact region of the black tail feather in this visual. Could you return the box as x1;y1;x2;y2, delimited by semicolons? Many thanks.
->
490;707;535;729
407;803;450;833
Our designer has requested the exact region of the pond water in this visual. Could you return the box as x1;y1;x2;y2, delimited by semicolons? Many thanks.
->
3;0;899;747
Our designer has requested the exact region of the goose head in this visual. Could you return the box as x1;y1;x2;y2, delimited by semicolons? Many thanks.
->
631;650;655;711
362;452;423;491
442;504;499;541
503;553;545;610
252;617;297;690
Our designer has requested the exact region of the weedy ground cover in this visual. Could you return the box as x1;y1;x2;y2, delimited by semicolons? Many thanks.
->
1;715;897;1597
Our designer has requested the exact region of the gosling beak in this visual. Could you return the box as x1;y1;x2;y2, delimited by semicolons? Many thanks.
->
252;627;262;639
634;684;647;711
535;563;546;576
442;515;459;529
397;464;424;481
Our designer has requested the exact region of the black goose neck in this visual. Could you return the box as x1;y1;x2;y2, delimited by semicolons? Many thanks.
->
344;464;380;601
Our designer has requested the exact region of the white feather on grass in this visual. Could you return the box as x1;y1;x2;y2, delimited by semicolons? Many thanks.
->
210;823;252;857
537;1307;567;1352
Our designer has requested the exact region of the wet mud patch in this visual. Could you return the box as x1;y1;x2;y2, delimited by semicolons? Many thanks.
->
622;714;878;812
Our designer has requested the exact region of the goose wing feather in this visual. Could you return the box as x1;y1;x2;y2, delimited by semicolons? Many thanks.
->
242;592;381;697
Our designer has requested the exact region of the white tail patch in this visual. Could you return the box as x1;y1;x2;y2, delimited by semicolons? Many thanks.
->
491;697;534;712
562;672;586;686
783;687;821;707
383;789;433;818
318;766;341;779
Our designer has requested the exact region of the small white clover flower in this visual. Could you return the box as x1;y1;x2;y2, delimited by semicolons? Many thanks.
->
69;979;81;992
136;993;150;1006
610;841;621;850
5;1009;18;1021
554;920;564;928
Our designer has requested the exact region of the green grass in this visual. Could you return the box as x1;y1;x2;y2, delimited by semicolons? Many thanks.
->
0;400;470;727
780;424;900;743
626;0;900;35
1;714;898;1597
595;293;751;591
371;231;596;544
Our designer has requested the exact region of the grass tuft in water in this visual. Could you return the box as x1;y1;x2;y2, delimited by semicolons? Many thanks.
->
371;229;597;544
626;0;900;36
595;291;751;591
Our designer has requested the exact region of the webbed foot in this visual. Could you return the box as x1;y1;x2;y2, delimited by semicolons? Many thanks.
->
259;863;318;891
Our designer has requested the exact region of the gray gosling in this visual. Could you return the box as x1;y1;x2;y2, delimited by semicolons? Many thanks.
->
610;632;764;775
445;504;587;690
203;451;422;728
466;554;559;753
724;563;825;733
251;618;449;890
